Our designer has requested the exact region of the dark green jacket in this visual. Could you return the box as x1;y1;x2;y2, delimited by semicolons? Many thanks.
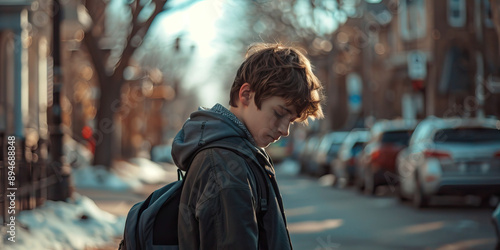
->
172;104;292;250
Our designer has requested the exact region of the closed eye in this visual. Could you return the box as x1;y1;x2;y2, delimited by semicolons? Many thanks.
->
274;110;284;119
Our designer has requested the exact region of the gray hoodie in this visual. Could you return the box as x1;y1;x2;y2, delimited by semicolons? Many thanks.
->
172;104;292;250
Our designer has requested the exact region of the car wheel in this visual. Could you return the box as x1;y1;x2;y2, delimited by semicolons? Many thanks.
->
299;162;307;174
331;174;338;187
413;180;429;208
397;186;409;202
318;165;328;177
355;175;365;192
364;169;376;196
479;195;493;208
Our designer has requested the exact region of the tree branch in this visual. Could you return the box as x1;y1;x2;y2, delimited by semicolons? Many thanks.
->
83;30;110;86
84;0;108;40
113;0;167;83
130;0;145;29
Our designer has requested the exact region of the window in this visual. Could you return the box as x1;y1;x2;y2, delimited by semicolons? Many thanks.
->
399;0;427;40
448;0;466;27
483;0;494;28
438;46;472;94
434;128;500;143
381;130;413;146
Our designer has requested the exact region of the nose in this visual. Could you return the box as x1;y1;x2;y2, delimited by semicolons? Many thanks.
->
278;120;290;137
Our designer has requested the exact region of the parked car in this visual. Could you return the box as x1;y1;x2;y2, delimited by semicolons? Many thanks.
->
356;119;417;195
396;117;500;208
299;135;320;174
332;128;371;187
267;136;292;163
493;203;500;250
310;131;349;177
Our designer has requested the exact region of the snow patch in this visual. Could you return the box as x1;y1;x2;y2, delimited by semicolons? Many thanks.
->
72;158;177;191
63;135;93;169
1;194;124;250
72;165;142;191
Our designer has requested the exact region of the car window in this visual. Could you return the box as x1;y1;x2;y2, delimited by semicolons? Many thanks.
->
317;136;331;152
327;143;342;156
434;127;500;143
381;130;413;145
351;142;365;156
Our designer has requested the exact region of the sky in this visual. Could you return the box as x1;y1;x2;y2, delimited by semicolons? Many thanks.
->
154;0;233;107
110;0;346;108
150;0;343;107
107;0;231;107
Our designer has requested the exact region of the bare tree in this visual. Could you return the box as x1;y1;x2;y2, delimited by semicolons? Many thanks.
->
244;0;348;51
82;0;197;168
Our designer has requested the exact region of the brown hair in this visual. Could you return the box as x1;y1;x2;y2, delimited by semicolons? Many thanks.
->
229;43;324;123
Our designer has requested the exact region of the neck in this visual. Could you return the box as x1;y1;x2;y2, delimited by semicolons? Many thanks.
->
229;105;244;123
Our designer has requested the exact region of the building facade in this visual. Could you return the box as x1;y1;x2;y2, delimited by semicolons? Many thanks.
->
327;0;500;131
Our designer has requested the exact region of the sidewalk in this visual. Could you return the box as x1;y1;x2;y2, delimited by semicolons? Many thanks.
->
74;161;178;250
76;183;166;250
78;160;296;249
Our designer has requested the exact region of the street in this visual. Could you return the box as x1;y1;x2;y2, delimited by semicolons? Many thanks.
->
277;162;497;250
79;160;498;250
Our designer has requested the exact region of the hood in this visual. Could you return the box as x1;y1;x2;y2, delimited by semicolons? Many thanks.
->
171;104;260;171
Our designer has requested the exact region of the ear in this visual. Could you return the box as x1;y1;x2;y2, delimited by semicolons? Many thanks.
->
239;83;253;106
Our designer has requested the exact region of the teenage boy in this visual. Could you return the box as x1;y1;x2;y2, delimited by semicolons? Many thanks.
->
172;43;324;249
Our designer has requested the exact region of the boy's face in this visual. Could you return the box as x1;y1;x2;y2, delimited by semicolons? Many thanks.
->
243;94;297;148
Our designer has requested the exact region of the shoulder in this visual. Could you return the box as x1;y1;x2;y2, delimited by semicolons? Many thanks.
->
192;147;254;188
192;146;254;166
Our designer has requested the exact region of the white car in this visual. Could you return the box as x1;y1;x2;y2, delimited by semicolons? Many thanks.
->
397;117;500;208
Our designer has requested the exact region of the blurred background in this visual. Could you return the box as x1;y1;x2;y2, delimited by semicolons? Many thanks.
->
1;0;500;249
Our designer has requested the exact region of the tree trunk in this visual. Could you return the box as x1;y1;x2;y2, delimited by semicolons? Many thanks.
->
92;76;122;168
492;0;500;56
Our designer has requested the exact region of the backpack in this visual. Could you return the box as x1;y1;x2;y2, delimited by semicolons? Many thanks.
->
119;145;270;250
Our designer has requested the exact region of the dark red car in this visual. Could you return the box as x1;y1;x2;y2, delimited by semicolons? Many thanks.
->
356;120;416;195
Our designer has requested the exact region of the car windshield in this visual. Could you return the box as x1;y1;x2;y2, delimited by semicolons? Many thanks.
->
351;142;365;156
434;127;500;143
381;130;412;146
327;144;342;156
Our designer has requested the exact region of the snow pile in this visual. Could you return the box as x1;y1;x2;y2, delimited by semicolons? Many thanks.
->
64;134;177;191
71;164;142;191
72;158;177;191
63;136;93;169
1;194;125;250
120;158;177;185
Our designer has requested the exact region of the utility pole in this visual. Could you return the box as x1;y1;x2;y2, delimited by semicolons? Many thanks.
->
48;0;71;201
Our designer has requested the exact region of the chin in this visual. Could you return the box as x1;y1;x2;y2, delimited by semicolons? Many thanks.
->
259;141;272;148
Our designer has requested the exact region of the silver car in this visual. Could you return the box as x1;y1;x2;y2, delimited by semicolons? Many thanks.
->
332;129;371;187
310;131;349;177
396;117;500;208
